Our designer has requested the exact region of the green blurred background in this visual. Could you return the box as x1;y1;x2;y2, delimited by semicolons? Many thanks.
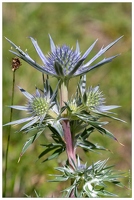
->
3;2;131;197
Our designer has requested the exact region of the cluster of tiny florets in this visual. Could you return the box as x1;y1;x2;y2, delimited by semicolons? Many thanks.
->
30;97;50;116
86;87;104;110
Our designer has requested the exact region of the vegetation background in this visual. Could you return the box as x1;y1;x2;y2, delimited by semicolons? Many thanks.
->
3;2;131;197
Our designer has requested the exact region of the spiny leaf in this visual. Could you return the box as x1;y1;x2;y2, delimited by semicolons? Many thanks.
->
49;120;64;139
80;127;94;139
38;144;59;159
48;176;68;182
42;147;64;162
18;129;44;162
77;140;108;153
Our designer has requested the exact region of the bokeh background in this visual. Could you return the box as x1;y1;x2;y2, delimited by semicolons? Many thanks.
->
3;2;131;197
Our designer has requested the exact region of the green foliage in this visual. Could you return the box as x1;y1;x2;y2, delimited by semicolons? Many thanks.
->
38;122;65;162
49;159;125;198
19;129;44;161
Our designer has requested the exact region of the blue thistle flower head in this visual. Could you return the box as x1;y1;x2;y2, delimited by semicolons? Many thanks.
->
85;86;105;111
82;85;120;113
66;75;121;119
4;80;59;131
5;35;123;80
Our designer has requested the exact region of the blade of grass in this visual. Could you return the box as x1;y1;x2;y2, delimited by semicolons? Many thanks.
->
3;71;16;197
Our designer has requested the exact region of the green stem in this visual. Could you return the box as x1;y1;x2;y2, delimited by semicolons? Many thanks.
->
42;73;49;88
3;71;16;197
42;73;45;88
59;80;76;167
59;80;68;112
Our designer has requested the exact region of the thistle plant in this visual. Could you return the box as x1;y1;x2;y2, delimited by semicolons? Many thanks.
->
4;35;127;197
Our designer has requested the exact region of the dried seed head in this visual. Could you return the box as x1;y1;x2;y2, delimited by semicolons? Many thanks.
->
12;57;21;71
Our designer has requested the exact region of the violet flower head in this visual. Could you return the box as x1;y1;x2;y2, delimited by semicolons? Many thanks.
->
4;80;59;131
5;35;123;81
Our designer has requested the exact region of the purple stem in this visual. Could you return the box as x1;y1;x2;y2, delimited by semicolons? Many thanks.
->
62;119;76;198
62;120;76;169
